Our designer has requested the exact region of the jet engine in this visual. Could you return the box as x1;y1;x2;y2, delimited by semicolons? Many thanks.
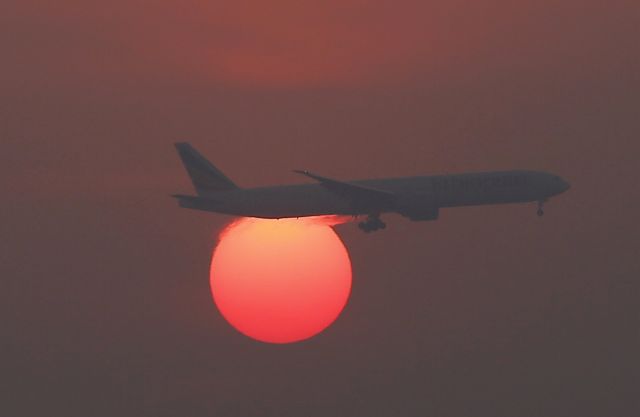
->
395;194;440;221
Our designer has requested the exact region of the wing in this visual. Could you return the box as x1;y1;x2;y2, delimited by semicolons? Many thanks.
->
293;170;396;210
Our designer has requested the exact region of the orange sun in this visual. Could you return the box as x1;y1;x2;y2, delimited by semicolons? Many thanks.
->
210;217;352;343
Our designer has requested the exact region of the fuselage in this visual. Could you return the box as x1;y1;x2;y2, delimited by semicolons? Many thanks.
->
180;170;570;219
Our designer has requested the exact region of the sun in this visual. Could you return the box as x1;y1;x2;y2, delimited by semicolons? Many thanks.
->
210;217;352;343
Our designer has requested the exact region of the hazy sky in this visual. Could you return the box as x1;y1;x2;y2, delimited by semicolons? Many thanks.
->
2;1;639;416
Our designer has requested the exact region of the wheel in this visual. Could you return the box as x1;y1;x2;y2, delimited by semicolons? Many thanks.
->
358;216;385;232
537;209;544;217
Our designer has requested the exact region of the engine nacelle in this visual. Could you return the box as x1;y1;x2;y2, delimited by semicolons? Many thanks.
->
395;194;440;221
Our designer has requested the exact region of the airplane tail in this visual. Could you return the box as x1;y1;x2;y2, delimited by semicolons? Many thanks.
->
175;142;239;195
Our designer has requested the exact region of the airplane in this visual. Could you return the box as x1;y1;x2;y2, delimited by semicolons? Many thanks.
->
173;142;570;232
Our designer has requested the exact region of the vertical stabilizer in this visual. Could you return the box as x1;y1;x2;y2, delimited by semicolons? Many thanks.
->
175;142;239;195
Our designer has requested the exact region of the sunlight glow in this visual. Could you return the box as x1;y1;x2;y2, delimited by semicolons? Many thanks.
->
210;217;352;343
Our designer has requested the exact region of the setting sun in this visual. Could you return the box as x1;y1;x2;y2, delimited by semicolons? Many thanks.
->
210;217;352;343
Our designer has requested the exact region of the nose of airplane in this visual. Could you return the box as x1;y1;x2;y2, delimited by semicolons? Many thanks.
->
555;177;571;194
549;174;570;195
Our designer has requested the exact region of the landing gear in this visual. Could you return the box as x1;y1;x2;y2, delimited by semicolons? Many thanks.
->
358;215;386;233
537;200;545;217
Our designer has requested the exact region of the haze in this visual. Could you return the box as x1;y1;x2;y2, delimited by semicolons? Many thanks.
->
2;1;639;416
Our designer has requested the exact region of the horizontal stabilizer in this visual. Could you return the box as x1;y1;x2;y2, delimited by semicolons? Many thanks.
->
171;194;222;211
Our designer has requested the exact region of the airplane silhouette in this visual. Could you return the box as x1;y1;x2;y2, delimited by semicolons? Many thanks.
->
173;143;570;232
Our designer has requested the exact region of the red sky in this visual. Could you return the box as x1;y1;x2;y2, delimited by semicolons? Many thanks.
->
4;1;637;87
2;1;639;416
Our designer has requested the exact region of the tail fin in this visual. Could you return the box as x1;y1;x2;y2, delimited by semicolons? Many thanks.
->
175;142;239;195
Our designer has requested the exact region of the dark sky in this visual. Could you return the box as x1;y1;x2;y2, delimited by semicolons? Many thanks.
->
2;1;639;416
